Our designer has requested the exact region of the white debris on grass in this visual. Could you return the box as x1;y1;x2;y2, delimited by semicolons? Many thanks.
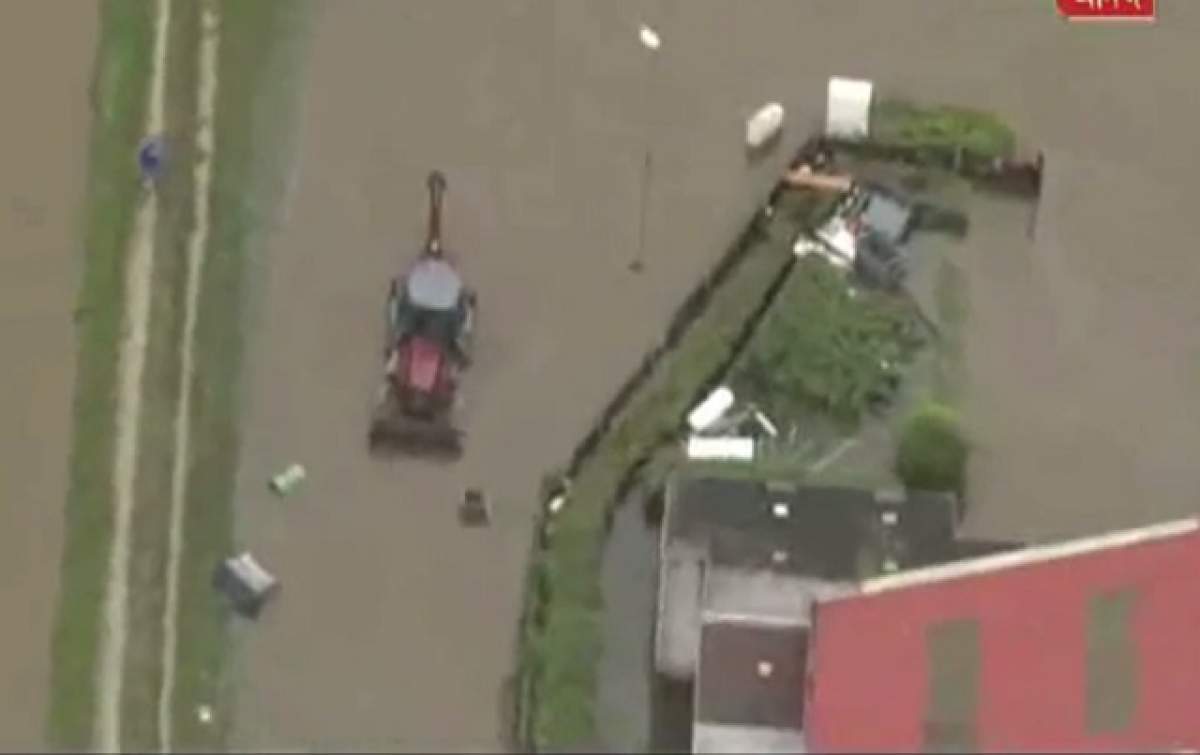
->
688;385;736;433
686;435;756;461
752;409;779;438
196;705;213;724
815;215;858;266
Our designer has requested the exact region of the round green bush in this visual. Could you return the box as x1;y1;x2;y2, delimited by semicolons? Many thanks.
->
895;403;967;492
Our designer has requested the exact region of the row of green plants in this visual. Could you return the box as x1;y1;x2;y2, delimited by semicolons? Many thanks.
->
871;98;1016;161
731;257;925;429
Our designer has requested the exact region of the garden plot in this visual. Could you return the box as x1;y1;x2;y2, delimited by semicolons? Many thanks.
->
723;153;1034;496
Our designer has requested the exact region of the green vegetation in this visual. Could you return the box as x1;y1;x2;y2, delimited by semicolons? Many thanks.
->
521;189;831;750
733;258;924;428
169;1;312;749
119;2;203;747
48;1;311;748
932;257;968;402
895;402;968;493
872;99;1016;160
48;0;155;746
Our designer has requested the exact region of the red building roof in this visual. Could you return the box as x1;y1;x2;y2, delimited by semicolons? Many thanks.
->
804;519;1200;753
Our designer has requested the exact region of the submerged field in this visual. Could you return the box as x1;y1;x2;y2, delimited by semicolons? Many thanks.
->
27;1;1200;752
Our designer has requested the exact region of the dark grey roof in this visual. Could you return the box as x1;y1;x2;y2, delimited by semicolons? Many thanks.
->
406;257;462;311
666;476;957;579
696;620;808;730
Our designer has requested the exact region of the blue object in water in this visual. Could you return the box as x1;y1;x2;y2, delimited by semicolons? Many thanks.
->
138;135;166;182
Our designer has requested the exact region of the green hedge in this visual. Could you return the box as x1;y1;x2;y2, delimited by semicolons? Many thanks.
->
895;402;968;493
872;99;1016;160
519;183;837;750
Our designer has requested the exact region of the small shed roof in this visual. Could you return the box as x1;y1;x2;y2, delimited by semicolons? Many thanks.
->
697;620;809;730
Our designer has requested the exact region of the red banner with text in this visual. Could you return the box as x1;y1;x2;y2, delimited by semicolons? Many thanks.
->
1056;0;1156;21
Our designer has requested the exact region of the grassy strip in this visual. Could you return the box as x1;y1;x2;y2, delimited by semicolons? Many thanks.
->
525;188;829;749
169;1;313;748
118;1;203;748
46;1;155;747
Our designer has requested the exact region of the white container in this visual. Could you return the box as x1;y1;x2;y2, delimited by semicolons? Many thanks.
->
686;435;756;461
269;463;306;495
745;102;785;149
687;385;736;432
826;76;874;139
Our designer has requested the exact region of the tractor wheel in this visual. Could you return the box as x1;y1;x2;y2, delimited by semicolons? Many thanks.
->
457;290;478;366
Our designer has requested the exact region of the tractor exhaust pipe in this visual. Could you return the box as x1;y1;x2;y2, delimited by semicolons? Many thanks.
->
425;170;447;256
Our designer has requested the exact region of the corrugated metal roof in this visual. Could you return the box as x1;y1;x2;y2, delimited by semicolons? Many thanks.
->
804;519;1200;752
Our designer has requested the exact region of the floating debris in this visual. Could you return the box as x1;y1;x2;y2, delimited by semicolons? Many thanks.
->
213;552;280;619
137;134;166;184
746;102;785;150
826;76;874;139
460;487;491;527
269;463;306;496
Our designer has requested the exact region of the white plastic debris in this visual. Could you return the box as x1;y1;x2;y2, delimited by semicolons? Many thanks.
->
686;435;755;461
269;463;306;496
197;704;213;724
772;502;790;519
793;234;825;258
688;386;736;433
638;24;661;51
547;494;567;515
752;410;779;438
826;76;874;139
816;216;858;264
745;102;785;150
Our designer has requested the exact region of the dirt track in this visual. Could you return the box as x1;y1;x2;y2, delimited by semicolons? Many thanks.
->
230;1;1200;749
0;2;95;749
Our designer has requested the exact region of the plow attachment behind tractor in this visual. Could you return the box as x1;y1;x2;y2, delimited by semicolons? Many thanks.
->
368;389;464;459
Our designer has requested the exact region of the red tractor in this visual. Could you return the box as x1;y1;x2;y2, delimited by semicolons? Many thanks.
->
368;171;476;457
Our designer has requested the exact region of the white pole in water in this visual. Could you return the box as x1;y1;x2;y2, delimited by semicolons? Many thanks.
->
629;23;662;273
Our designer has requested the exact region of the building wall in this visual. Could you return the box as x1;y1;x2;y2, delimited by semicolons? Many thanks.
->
656;546;705;679
803;529;1200;752
703;568;852;626
692;722;808;754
